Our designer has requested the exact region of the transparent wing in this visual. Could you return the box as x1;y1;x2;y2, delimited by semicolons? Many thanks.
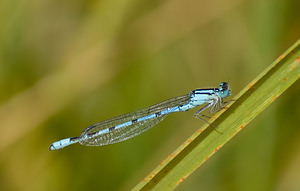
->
79;93;191;146
80;115;167;146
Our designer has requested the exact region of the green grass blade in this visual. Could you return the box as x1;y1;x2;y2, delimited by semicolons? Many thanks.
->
133;39;300;191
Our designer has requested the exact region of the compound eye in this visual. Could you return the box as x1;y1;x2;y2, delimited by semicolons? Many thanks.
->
223;82;229;90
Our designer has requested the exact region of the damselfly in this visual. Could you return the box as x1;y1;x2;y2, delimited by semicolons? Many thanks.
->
49;82;231;150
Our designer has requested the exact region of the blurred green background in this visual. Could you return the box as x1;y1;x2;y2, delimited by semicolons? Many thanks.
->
0;0;299;190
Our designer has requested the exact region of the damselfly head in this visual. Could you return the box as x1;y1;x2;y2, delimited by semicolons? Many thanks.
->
219;82;231;98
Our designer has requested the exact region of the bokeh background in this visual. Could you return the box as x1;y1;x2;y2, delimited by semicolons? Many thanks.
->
0;0;299;190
